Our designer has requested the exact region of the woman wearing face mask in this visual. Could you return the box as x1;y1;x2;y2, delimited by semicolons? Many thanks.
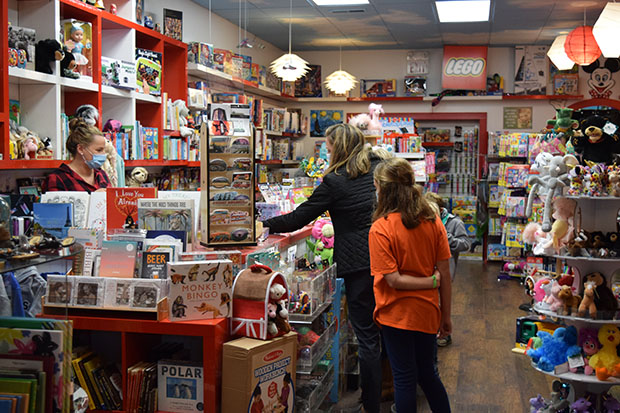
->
262;123;390;413
44;118;110;193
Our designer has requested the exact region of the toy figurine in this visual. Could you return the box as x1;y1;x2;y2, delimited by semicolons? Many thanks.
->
557;285;581;316
109;3;117;14
18;135;38;160
577;328;600;375
608;165;620;196
144;15;154;29
571;398;592;412
579;280;598;318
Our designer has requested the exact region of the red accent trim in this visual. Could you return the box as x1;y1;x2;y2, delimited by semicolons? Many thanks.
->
569;98;620;111
422;142;454;147
250;263;273;273
347;96;424;102
1;0;7;158
502;94;584;100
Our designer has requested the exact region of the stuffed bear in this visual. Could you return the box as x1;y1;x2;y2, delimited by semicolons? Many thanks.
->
35;39;63;74
527;325;581;372
572;115;620;164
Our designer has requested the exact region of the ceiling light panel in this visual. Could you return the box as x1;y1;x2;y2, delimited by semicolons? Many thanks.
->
312;0;369;6
436;0;491;23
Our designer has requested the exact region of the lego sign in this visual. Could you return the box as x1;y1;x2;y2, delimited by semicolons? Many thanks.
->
442;46;488;90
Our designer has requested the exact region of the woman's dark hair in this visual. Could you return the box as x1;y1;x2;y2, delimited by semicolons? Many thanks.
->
66;118;103;156
372;157;435;229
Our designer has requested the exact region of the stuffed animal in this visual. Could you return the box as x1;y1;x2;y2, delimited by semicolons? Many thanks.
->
75;104;99;126
608;165;620;196
607;232;620;257
102;139;118;187
603;393;620;412
267;303;278;336
103;119;122;132
522;222;553;256
126;167;148;187
60;48;79;79
18;135;39;160
526;152;554;217
307;218;335;265
368;103;384;132
572;115;620;165
529;394;546;413
558;285;580;315
546;280;564;312
170;100;194;137
527;325;581;372
550;197;575;251
567;229;591;257
589;324;620;381
35;39;63;74
577;328;600;375
587;163;607;196
579;280;598;318
546;107;579;140
348;103;383;134
269;283;286;301
546;381;571;413
585;272;618;317
526;154;578;232
570;398;592;412
568;164;589;196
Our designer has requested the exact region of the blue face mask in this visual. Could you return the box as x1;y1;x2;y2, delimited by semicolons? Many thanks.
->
83;148;106;170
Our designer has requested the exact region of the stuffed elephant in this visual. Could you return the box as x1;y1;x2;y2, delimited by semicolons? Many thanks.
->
526;154;578;232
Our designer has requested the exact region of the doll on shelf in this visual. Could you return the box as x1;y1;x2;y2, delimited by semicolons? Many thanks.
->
65;22;91;76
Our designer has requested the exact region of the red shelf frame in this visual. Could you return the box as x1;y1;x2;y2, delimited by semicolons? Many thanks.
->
45;314;229;413
422;142;454;148
347;96;424;102
502;94;583;100
125;159;200;167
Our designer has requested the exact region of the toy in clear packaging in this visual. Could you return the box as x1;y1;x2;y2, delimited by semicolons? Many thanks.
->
504;164;530;188
63;20;92;77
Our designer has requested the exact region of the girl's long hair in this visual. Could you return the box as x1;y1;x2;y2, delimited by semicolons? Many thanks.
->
324;123;373;179
372;157;436;229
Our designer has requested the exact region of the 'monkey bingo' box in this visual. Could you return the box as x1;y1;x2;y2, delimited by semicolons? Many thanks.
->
222;332;297;412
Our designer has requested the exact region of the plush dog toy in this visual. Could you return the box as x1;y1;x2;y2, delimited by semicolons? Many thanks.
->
60;48;79;79
35;39;63;74
572;115;620;164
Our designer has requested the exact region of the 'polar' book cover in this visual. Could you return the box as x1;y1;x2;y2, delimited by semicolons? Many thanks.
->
157;360;203;413
166;260;233;322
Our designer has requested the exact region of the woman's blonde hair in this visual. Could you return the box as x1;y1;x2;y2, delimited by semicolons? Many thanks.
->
66;118;103;156
324;123;374;179
424;191;446;210
372;157;436;229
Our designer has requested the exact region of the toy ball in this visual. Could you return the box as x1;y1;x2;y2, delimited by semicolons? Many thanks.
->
109;4;117;14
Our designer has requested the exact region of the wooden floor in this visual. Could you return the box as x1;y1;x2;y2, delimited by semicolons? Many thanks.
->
376;261;553;413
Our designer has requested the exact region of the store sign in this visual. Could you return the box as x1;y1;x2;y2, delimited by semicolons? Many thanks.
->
442;46;488;90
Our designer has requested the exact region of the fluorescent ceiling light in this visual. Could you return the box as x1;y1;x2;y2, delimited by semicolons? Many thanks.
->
312;0;369;6
436;0;490;23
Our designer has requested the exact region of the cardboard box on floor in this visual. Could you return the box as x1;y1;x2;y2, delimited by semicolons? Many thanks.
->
222;332;297;412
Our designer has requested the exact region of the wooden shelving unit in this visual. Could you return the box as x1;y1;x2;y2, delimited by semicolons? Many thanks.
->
2;0;187;170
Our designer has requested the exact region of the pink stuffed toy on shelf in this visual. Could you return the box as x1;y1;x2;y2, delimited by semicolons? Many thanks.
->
348;103;384;135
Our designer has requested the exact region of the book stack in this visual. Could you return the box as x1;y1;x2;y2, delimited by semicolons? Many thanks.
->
127;361;157;413
104;122;158;161
72;349;122;410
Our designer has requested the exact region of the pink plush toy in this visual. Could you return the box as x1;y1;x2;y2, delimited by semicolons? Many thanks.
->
522;222;553;255
547;280;564;312
576;328;600;375
533;277;550;303
368;103;384;132
21;136;38;160
311;218;334;249
550;197;576;251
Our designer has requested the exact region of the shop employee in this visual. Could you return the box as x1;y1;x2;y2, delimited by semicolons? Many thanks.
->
44;118;110;193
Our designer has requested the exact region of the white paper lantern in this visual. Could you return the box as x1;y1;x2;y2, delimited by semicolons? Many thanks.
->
593;2;620;58
270;53;310;82
324;70;358;95
547;35;576;70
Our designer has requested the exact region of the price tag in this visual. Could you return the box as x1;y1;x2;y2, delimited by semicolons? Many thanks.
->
603;121;618;136
567;354;585;369
554;362;569;375
287;245;297;264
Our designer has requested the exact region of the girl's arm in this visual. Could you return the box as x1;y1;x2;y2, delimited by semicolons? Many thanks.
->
436;258;452;338
383;269;441;290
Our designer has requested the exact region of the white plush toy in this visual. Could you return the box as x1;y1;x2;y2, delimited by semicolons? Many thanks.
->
126;167;148;187
171;99;194;138
269;283;286;301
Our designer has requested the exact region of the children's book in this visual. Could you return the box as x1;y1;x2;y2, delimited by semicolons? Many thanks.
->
41;191;90;228
137;198;194;243
157;360;203;413
143;238;182;265
179;251;242;276
106;188;157;230
157;191;201;234
142;127;158;160
99;240;138;278
33;203;73;238
166;260;233;321
0;327;64;413
135;48;162;96
146;230;187;251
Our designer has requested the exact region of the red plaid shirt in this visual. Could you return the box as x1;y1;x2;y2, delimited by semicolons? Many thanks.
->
44;163;110;193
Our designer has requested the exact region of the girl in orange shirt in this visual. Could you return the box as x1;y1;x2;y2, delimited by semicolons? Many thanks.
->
369;157;452;413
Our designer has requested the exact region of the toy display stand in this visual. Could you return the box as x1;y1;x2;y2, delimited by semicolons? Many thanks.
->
529;194;620;410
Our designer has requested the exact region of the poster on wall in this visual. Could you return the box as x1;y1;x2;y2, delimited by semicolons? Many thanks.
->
581;58;620;99
295;64;322;97
406;51;429;75
310;110;343;137
514;45;548;95
503;107;533;129
164;9;183;41
442;46;487;90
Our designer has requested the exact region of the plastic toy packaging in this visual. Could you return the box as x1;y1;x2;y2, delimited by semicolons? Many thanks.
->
504;165;530;188
505;196;526;218
62;20;93;77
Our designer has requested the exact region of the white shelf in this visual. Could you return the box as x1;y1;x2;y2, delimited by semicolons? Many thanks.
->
59;77;99;92
551;254;620;263
394;152;425;159
533;304;620;324
564;195;620;201
102;85;133;98
296;97;347;102
134;92;161;104
9;67;57;86
533;365;620;386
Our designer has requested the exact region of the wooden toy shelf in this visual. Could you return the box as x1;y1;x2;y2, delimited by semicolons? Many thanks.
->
43;314;230;413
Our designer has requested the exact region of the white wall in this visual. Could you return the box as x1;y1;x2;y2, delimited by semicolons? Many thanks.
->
144;0;283;66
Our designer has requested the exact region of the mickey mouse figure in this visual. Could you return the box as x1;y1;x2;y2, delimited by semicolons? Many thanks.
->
582;58;620;99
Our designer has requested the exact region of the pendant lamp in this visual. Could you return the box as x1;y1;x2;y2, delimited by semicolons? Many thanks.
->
564;26;601;65
593;2;620;58
270;0;309;81
548;35;576;70
325;45;357;95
